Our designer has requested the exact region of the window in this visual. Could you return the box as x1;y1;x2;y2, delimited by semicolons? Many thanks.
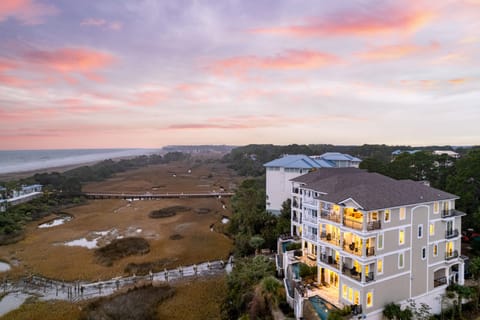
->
378;233;384;250
367;292;373;308
384;209;390;223
430;223;435;236
399;252;404;269
422;247;426;260
434;201;439;214
348;288;353;302
354;291;360;305
342;285;347;299
399;229;405;245
399;207;406;220
433;244;438;256
418;225;423;239
377;258;383;274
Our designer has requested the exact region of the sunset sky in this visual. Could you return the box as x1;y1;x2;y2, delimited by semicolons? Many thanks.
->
0;0;479;150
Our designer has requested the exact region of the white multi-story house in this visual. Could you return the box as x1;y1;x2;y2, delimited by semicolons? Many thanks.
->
264;154;361;215
264;155;333;215
283;168;464;319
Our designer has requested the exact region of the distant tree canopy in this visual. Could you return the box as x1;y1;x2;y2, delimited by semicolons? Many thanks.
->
222;143;468;177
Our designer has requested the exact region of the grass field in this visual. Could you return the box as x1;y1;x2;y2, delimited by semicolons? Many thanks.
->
0;160;240;281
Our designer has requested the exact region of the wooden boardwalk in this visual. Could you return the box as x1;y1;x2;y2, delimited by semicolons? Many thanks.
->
84;191;234;200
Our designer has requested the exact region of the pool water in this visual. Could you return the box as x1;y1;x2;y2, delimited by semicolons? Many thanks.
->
281;241;292;253
309;295;338;320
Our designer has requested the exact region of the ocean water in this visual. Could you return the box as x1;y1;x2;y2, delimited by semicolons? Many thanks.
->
0;148;162;174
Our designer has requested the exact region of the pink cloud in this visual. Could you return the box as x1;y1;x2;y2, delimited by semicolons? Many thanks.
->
0;0;58;24
130;90;168;107
357;42;440;60
80;18;123;30
211;50;340;76
23;47;115;82
252;5;434;37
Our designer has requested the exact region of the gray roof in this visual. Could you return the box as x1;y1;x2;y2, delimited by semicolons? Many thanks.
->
292;168;458;210
263;154;333;169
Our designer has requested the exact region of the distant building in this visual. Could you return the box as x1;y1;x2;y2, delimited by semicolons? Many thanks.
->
433;150;460;159
280;168;465;319
391;149;421;157
0;184;43;211
264;153;362;214
312;152;362;168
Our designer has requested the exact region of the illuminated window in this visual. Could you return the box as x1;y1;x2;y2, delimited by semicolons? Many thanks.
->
348;288;353;302
430;224;435;236
433;244;438;256
354;291;360;305
377;258;383;274
399;252;404;269
367;292;373;308
434;202;439;214
446;241;454;257
342;285;348;299
399;207;406;220
378;233;384;250
418;225;423;239
384;209;390;223
399;229;405;245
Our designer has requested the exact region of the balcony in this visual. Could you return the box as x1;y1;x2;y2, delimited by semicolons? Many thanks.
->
343;216;363;230
367;221;381;231
320;233;341;247
441;209;464;219
303;214;317;224
445;229;459;239
292;215;299;223
304;232;318;243
445;250;459;261
343;242;362;257
320;212;341;223
319;254;339;270
341;267;375;283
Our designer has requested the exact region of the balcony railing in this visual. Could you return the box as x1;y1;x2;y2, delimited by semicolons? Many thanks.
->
304;232;318;242
367;221;381;231
445;250;459;261
366;246;375;257
320;233;341;247
303;215;317;224
445;229;459;239
319;254;339;269
343;217;363;230
342;267;374;283
434;276;447;287
320;212;341;223
343;242;362;256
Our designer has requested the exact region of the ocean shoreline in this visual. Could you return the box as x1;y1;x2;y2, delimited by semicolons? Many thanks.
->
0;149;163;181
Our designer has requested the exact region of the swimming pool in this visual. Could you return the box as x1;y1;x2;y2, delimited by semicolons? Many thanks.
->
292;263;300;279
281;241;292;253
308;295;338;320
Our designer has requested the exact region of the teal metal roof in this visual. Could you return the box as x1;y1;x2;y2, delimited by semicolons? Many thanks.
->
263;155;333;169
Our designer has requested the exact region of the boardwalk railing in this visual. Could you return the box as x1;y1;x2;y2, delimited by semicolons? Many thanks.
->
3;258;233;302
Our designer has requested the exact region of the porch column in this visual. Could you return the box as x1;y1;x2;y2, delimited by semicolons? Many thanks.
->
362;239;367;257
459;262;465;285
362;211;366;231
361;265;366;283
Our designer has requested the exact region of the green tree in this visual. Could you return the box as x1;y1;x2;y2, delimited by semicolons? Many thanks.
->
249;235;265;255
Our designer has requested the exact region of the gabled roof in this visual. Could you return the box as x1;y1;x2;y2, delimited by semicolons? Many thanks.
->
263;154;333;169
318;152;361;162
292;168;458;210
